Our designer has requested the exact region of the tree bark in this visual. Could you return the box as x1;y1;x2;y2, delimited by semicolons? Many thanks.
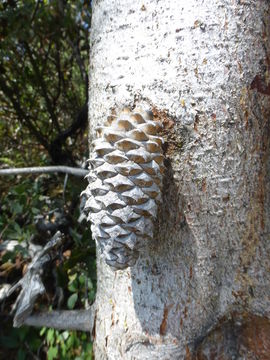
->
88;1;270;358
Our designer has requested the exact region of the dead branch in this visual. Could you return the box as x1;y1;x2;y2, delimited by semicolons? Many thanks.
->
0;166;88;177
24;308;94;332
7;231;64;327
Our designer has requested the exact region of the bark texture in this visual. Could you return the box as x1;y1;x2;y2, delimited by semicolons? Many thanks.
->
88;1;270;358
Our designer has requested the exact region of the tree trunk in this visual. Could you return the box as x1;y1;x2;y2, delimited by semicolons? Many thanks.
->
88;1;270;358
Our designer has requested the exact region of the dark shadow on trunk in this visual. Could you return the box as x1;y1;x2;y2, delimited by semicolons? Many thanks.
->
129;159;197;351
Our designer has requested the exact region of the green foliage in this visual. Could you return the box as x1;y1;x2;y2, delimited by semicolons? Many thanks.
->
67;269;96;309
0;173;95;359
40;328;92;360
0;325;42;359
40;328;93;360
0;1;95;359
0;324;93;359
0;177;45;244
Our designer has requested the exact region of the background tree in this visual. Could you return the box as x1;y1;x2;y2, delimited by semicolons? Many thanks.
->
87;0;270;358
0;0;90;166
0;1;95;359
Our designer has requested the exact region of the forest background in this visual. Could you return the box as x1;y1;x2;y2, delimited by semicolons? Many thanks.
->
0;1;95;359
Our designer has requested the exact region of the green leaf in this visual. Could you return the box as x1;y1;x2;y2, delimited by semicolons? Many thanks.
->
0;157;14;165
13;183;27;195
39;327;46;336
31;207;40;214
88;289;96;302
87;278;93;289
79;274;86;285
13;222;21;232
66;332;77;349
46;328;55;345
11;203;23;215
67;293;78;309
47;346;58;360
68;273;78;292
68;282;78;292
68;273;77;282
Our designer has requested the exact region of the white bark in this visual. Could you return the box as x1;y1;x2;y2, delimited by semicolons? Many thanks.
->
88;0;270;358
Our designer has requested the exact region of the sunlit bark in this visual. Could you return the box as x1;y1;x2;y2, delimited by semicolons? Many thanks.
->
89;1;270;358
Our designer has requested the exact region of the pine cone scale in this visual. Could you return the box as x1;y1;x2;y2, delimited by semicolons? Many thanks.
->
83;107;164;269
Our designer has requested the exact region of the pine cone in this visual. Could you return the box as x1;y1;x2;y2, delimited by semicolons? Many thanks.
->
82;107;164;269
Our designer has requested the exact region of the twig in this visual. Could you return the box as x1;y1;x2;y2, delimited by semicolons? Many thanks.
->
24;309;94;332
63;173;69;202
0;166;88;177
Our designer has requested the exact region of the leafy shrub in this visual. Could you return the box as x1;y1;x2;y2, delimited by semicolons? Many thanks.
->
0;174;95;359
